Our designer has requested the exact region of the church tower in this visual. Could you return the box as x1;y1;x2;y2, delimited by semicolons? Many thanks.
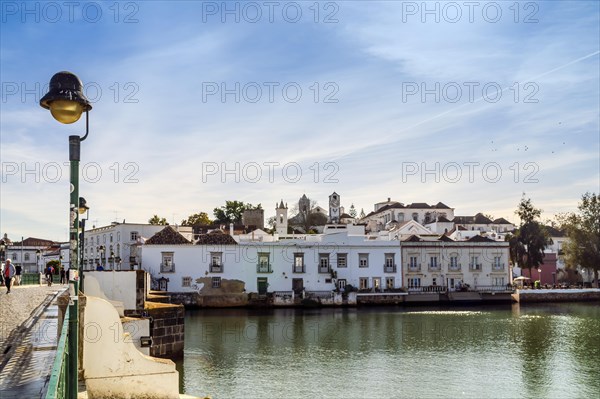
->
275;200;288;235
329;192;340;223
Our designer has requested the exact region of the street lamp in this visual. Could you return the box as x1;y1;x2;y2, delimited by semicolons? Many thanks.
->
40;71;92;399
98;245;105;269
538;268;542;286
36;249;42;274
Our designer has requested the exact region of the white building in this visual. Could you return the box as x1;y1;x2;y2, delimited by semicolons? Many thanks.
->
140;225;403;295
360;199;455;232
401;235;511;291
5;237;57;273
83;223;189;271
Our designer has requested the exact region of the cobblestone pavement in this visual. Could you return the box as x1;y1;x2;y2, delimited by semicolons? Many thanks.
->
0;285;68;398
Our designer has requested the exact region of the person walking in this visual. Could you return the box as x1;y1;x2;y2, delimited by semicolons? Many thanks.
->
60;267;66;285
4;259;16;294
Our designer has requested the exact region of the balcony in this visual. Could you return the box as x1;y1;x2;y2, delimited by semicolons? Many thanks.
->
492;263;505;271
257;263;272;273
407;263;421;272
319;266;331;274
448;263;462;271
428;263;441;272
469;263;482;271
209;263;223;273
160;263;175;273
384;264;397;273
293;264;305;273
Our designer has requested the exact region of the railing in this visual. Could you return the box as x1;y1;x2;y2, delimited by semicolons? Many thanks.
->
408;286;447;293
492;263;505;271
475;285;514;293
45;307;70;399
448;263;462;271
318;266;331;274
293;264;305;273
256;263;272;273
407;264;421;272
428;264;441;271
306;290;334;299
160;262;175;273
469;263;482;271
274;291;294;300
384;264;397;273
20;273;42;285
209;263;223;273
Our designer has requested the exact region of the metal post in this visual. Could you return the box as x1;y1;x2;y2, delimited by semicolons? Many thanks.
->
68;134;80;399
80;217;86;292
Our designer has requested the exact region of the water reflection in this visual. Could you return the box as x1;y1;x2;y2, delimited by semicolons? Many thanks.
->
179;304;600;398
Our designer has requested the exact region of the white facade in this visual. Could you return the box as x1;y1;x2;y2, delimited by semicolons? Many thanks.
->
401;238;511;290
83;223;176;271
361;199;455;232
141;228;403;294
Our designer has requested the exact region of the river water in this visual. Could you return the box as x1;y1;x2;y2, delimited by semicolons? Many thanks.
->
176;303;600;398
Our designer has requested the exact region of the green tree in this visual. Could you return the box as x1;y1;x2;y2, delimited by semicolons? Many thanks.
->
511;197;552;279
558;192;600;287
181;212;212;226
148;215;169;225
213;201;262;224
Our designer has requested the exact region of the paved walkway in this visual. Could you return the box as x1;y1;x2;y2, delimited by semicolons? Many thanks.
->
0;285;68;398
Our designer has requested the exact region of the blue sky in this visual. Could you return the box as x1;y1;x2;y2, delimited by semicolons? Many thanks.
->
1;1;599;241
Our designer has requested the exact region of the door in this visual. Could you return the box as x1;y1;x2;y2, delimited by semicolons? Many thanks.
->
373;277;381;292
257;278;268;295
292;278;304;294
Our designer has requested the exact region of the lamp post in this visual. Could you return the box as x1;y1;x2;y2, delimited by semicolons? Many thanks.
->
79;197;89;290
538;268;542;286
36;249;41;274
98;245;105;269
40;71;92;399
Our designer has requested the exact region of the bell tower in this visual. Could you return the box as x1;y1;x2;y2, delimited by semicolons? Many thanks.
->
329;192;340;223
275;200;288;235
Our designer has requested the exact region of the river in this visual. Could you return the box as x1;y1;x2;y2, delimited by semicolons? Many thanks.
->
176;303;600;398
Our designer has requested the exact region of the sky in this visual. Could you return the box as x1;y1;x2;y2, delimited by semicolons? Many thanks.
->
1;0;599;241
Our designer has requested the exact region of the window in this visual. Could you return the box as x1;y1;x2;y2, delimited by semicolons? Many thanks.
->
182;277;192;287
398;213;405;222
293;253;305;273
110;233;113;243
386;277;395;289
412;212;419;221
11;252;17;261
210;252;223;272
359;277;369;290
429;256;439;269
96;236;99;245
212;277;221;288
408;277;421;288
103;234;106;243
470;256;480;270
450;256;459;269
319;253;330;273
131;231;139;241
409;256;419;270
337;253;347;268
493;256;502;269
161;252;174;273
384;254;396;272
359;253;369;268
432;277;437;286
117;232;121;242
493;277;505;286
257;252;271;273
338;279;347;290
24;253;30;261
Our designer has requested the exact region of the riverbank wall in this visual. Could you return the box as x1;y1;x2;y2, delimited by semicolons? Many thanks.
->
512;288;600;303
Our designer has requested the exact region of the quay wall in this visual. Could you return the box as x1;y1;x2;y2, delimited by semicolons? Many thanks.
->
512;289;600;303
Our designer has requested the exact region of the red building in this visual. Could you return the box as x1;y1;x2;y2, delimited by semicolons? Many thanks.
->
521;253;558;286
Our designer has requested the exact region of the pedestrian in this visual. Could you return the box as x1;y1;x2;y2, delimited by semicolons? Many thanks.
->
45;264;54;286
15;262;22;286
60;267;66;284
4;259;16;294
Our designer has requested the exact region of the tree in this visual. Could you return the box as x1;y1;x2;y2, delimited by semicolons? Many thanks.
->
148;215;169;225
558;192;600;287
510;197;552;280
181;212;212;226
349;204;357;218
213;201;262;224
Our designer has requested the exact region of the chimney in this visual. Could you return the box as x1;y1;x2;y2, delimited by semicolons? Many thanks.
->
388;197;391;202
229;223;234;236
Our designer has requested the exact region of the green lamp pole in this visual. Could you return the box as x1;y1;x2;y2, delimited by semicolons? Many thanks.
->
40;71;92;399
